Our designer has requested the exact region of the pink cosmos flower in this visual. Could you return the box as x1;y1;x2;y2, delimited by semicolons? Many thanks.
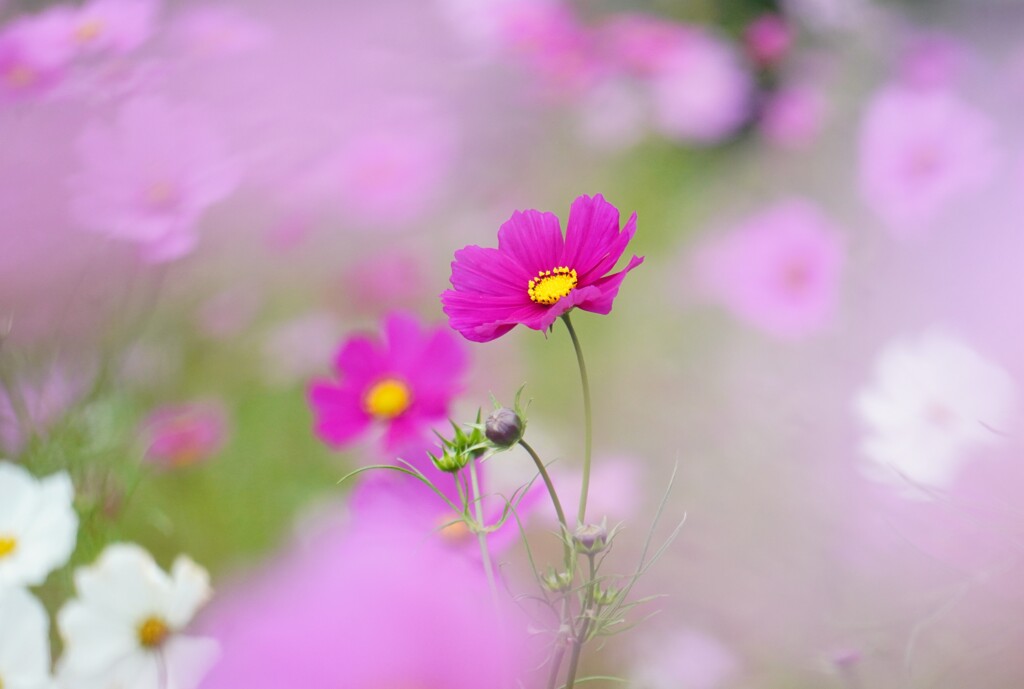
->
497;0;598;95
897;31;967;91
758;83;826;150
441;194;643;343
199;503;534;689
69;95;241;262
600;13;691;77
648;26;753;144
65;0;159;58
308;312;468;456
692;199;845;339
858;85;996;235
140;402;229;469
0;9;76;103
743;14;793;68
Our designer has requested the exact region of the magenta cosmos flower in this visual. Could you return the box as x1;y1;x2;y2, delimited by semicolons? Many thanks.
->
308;312;467;454
441;194;643;343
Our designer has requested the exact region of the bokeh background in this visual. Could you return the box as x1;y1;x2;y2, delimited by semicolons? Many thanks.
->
4;0;1024;687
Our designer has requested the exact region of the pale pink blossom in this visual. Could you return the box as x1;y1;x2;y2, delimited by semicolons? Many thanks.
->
0;9;76;103
649;27;753;144
759;83;826;150
0;365;85;455
858;85;996;235
632;628;740;689
66;0;159;58
897;31;968;91
692;199;845;339
600;13;691;77
140;402;229;469
69;95;241;262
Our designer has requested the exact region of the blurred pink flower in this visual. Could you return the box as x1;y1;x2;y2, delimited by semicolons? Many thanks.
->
759;83;826;150
693;199;845;339
858;85;996;236
66;0;159;58
442;194;643;343
308;312;468;456
0;366;85;455
552;455;643;526
69;95;241;262
141;402;228;469
854;330;1016;496
497;0;598;95
168;6;271;59
897;31;968;91
340;249;427;313
743;13;793;68
632;628;739;689
199;503;535;689
321;120;455;228
600;13;691;77
0;9;76;103
649;27;753;144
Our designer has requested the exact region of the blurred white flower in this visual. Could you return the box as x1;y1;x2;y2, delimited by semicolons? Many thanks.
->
56;543;217;689
0;461;78;588
854;330;1016;494
0;587;53;689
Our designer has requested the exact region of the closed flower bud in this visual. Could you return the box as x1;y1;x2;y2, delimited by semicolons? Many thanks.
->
430;447;469;474
594;585;620;607
573;522;609;554
542;568;574;593
485;408;523;448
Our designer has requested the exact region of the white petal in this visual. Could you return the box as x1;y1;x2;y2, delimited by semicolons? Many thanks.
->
0;588;52;688
163;556;211;628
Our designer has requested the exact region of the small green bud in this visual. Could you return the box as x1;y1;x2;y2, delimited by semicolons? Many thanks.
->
594;585;619;607
485;408;524;448
429;447;469;474
573;521;609;555
541;568;574;593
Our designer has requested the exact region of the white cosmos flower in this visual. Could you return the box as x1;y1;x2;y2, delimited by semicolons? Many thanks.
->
854;330;1016;495
56;543;217;689
0;461;78;588
0;587;53;689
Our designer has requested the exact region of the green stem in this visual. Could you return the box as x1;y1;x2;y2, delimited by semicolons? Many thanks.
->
519;439;571;564
560;313;593;526
468;458;500;609
563;555;598;689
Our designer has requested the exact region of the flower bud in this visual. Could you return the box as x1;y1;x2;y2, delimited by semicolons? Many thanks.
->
573;522;608;555
541;568;574;593
430;447;469;474
594;585;619;607
485;407;523;448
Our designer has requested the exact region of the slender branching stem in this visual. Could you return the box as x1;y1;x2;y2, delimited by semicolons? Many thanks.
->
468;458;500;609
560;313;593;525
563;554;598;689
518;439;572;565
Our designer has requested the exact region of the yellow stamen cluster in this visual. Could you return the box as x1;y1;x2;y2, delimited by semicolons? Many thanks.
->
437;514;471;542
137;616;170;649
0;536;16;559
363;378;412;419
527;267;578;305
74;19;104;43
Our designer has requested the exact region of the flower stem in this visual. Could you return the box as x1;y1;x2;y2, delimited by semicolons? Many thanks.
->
560;313;593;526
519;439;571;564
468;457;500;608
563;554;598;689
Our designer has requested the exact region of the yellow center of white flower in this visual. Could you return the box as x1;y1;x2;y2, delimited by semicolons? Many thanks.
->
0;536;16;559
528;267;578;305
363;379;411;419
137;616;170;649
74;19;104;43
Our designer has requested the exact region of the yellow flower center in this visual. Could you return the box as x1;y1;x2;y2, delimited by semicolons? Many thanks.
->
137;616;170;649
528;267;578;305
363;378;411;419
74;19;104;43
5;65;35;88
437;513;471;542
0;536;16;559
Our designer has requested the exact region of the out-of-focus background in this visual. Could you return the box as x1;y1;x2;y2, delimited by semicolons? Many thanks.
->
4;0;1024;687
